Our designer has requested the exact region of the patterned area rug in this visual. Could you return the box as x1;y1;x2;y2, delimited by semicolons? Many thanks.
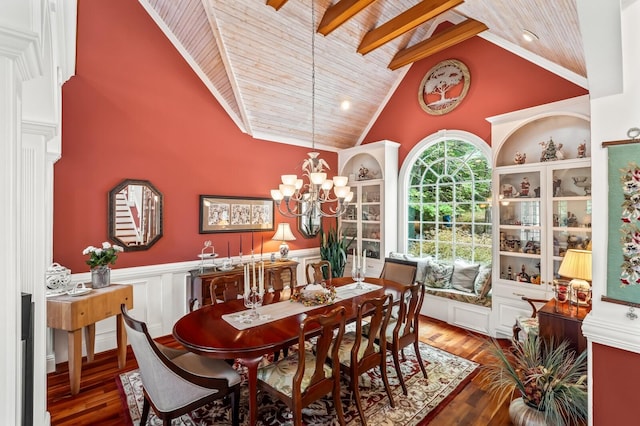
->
117;341;478;425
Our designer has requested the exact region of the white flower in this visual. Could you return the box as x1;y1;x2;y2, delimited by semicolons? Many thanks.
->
94;248;103;255
113;245;124;252
102;241;112;249
82;246;95;255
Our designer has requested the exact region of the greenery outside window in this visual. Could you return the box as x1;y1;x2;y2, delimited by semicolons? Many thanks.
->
403;133;492;264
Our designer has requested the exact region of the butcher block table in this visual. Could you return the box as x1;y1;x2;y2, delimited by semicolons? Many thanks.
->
47;284;133;395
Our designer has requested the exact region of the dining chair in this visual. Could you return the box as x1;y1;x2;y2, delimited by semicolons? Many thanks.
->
256;306;347;426
513;296;550;342
305;260;332;284
268;262;297;291
334;294;394;426
209;275;242;304
379;257;418;286
383;282;427;395
120;304;241;426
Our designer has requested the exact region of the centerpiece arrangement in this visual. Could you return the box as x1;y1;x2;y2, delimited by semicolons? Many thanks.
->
291;283;337;306
82;241;124;288
482;336;588;425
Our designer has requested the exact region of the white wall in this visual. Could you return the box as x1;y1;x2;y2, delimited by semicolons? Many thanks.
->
0;1;75;424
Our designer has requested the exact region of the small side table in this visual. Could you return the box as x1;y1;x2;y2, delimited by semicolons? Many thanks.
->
47;284;133;395
538;299;591;354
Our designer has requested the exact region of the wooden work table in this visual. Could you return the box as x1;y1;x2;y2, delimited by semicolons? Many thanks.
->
47;284;133;395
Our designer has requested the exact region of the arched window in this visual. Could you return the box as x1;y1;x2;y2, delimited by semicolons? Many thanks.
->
399;130;492;263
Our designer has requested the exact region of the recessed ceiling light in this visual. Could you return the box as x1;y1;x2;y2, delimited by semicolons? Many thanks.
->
522;29;539;42
340;99;351;111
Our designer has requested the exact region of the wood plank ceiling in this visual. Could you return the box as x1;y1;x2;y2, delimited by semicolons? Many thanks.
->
139;0;586;151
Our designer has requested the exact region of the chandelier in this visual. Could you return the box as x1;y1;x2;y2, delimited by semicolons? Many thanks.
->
270;0;352;218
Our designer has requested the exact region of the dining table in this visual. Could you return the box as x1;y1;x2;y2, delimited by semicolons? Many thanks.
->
172;276;406;426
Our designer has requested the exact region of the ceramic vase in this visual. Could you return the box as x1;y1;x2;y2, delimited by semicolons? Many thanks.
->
509;397;547;426
91;265;111;288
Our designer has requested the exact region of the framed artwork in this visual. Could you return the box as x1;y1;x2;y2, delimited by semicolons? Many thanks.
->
199;195;274;233
418;59;470;116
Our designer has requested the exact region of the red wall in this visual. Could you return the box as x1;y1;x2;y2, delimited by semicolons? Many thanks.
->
55;0;335;272
593;343;640;423
362;35;588;165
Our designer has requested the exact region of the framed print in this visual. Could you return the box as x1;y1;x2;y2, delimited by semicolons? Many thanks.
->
199;195;274;233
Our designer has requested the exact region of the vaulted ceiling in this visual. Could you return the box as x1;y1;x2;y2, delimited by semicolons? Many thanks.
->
138;0;588;151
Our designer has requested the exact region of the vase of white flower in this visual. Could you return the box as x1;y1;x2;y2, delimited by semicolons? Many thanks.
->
83;242;123;288
91;265;111;288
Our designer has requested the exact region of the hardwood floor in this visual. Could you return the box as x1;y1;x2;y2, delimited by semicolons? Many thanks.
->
47;316;512;425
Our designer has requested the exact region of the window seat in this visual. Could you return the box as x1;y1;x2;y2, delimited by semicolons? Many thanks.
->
388;252;492;335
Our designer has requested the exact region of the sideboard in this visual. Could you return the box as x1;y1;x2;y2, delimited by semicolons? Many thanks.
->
187;260;298;310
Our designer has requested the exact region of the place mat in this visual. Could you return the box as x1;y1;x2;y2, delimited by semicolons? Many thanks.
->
222;283;382;330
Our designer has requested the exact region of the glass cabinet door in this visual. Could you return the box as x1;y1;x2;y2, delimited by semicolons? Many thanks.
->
549;164;592;279
497;169;543;285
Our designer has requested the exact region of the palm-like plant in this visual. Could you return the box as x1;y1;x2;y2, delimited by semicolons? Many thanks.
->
319;226;353;278
482;336;588;425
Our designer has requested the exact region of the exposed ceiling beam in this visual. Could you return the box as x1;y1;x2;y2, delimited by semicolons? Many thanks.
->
388;18;488;70
265;0;289;11
318;0;378;36
358;0;464;55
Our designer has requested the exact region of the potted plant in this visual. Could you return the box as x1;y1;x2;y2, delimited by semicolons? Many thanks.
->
482;336;587;425
319;225;353;278
82;241;124;288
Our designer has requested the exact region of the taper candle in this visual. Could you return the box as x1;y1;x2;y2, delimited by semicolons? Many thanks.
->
261;235;264;258
239;235;242;253
227;241;230;258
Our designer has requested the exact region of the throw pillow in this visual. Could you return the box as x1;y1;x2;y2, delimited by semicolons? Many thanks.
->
451;259;480;293
423;259;454;289
474;265;492;297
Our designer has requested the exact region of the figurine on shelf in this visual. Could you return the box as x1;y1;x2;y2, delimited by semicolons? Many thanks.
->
540;138;559;162
514;151;526;165
358;165;370;180
572;176;591;195
520;177;531;196
577;142;587;158
566;212;579;228
518;265;530;282
555;143;566;160
553;177;562;196
507;265;513;280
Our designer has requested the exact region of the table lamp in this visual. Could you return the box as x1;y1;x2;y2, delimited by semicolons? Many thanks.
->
272;223;296;260
557;249;592;306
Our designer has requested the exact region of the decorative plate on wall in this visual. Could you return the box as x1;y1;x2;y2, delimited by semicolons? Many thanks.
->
418;59;470;116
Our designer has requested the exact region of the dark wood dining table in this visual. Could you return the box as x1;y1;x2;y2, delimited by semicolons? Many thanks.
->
172;276;405;426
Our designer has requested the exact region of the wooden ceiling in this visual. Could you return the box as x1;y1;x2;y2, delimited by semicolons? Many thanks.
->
139;0;587;151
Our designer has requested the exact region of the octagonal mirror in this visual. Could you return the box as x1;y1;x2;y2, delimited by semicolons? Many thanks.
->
108;179;163;251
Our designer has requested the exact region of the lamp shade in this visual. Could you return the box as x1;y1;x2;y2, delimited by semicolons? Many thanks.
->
557;249;592;282
272;223;296;242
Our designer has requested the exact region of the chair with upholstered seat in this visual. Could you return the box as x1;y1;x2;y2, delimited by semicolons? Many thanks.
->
306;260;332;284
209;275;243;304
513;297;550;342
334;294;394;426
121;304;241;426
257;306;347;426
379;257;418;286
384;282;427;395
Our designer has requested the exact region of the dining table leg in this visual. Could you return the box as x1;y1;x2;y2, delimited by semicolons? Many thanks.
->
238;355;264;426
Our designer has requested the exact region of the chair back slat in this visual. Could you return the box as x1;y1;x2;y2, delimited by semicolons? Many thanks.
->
354;294;393;363
294;306;346;392
394;283;425;340
306;260;332;284
209;275;243;304
379;258;417;286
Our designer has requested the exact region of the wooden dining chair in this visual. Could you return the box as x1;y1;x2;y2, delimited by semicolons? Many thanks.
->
256;306;347;426
209;275;243;304
268;263;297;291
305;260;332;284
379;257;418;286
513;296;550;342
334;294;394;426
121;305;241;426
384;282;427;395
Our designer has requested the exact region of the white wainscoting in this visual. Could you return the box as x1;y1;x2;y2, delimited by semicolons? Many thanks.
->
47;248;320;372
